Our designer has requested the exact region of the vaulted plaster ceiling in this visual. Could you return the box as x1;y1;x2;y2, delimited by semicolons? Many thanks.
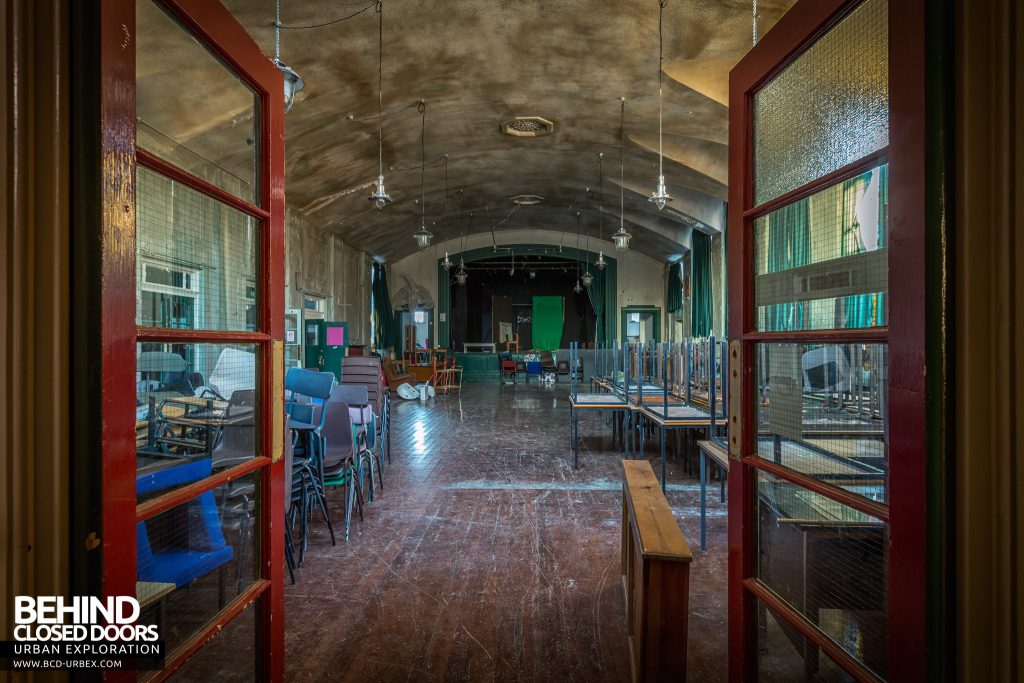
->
140;0;796;262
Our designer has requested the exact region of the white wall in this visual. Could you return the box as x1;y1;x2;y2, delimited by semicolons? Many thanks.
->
387;228;668;343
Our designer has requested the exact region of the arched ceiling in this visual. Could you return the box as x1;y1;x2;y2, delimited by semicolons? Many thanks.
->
141;0;796;262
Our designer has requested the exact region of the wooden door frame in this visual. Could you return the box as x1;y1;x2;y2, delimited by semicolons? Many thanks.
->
620;305;661;345
74;0;286;679
726;0;936;681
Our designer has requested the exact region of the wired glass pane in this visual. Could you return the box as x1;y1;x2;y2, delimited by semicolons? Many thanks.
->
754;164;888;332
755;597;854;683
136;0;259;203
753;0;888;206
756;471;888;679
169;597;258;680
136;341;260;501
137;167;260;332
753;342;887;502
135;473;260;657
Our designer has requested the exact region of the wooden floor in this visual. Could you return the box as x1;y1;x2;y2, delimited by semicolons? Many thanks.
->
180;381;729;682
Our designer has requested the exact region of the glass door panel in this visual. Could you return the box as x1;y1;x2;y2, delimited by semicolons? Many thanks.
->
725;0;927;680
135;0;259;203
105;0;286;678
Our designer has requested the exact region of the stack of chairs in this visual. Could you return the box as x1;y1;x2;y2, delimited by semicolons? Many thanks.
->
284;368;337;565
284;367;385;579
340;356;390;469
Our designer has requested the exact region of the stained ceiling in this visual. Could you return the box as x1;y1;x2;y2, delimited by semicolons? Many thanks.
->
139;0;796;262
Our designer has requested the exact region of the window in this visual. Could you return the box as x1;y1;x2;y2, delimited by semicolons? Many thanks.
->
414;310;426;324
142;261;199;293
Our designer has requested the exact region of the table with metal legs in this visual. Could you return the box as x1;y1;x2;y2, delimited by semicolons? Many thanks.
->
697;439;729;552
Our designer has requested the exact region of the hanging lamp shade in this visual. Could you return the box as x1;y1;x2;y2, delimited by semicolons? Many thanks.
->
595;251;607;270
649;0;672;210
369;175;392;209
649;175;673;210
581;271;593;287
441;252;453;270
413;223;433;250
573;280;583;294
275;60;304;113
613;224;632;251
455;264;468;285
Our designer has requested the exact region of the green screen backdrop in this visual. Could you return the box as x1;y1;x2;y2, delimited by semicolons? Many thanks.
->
531;296;564;351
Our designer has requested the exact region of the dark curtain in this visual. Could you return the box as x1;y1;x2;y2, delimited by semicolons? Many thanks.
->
372;263;399;352
666;261;683;315
585;266;606;344
765;200;811;331
690;231;713;337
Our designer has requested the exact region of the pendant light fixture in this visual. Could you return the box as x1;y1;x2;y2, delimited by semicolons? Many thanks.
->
274;0;305;113
581;189;594;287
412;101;433;250
596;153;607;270
649;0;673;210
368;2;392;208
613;97;633;251
441;157;453;269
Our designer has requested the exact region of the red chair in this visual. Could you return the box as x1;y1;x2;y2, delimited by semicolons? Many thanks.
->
500;359;518;384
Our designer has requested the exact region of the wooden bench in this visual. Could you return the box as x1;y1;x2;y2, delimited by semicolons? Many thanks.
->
621;460;692;682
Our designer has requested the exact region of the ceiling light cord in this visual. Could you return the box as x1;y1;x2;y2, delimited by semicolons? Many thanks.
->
274;0;281;61
278;0;379;30
377;1;384;177
619;98;625;229
598;153;604;240
658;0;667;179
419;101;427;226
752;0;758;46
443;155;449;245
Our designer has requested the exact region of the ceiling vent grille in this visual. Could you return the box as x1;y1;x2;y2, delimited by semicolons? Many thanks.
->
500;116;554;137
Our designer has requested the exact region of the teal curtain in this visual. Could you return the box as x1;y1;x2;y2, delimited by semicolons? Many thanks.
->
532;296;564;351
841;165;887;328
690;231;713;337
585;267;606;344
765;200;811;331
372;263;399;352
666;261;683;316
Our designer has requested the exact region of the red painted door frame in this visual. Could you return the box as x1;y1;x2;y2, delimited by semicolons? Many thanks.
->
726;0;928;681
96;0;286;679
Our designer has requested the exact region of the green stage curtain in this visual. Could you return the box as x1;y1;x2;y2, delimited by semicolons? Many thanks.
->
585;267;606;344
690;231;713;337
532;296;564;351
666;261;683;317
372;263;399;352
765;200;810;331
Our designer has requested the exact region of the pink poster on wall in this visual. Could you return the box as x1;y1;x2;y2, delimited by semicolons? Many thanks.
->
326;326;345;346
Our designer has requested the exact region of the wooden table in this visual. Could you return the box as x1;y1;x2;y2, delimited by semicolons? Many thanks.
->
621;460;692;682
